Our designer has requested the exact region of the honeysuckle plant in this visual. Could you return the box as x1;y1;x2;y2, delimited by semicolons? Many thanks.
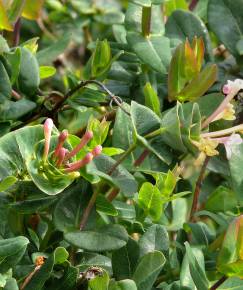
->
1;1;243;290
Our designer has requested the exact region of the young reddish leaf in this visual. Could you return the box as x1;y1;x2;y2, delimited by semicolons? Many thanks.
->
192;37;205;72
177;64;217;102
168;43;187;101
217;215;243;277
184;38;198;79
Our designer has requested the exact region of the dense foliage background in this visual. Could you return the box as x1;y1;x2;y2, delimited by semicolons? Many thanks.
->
0;0;243;289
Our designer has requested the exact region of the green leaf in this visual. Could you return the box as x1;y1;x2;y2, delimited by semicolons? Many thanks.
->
10;196;56;213
3;278;18;290
39;66;56;79
112;238;139;280
53;181;94;232
125;3;164;35
86;155;138;196
217;277;243;289
131;0;165;6
139;224;169;257
143;82;161;117
127;32;171;74
110;279;137;290
0;236;29;273
64;225;128;252
96;195;118;216
0;60;11;102
177;64;217;102
138;182;163;221
165;9;213;60
18;47;40;96
0;176;17;192
184;242;209;290
37;34;70;65
102;147;124;156
88;268;110;290
165;0;188;16
6;47;21;85
208;0;243;57
205;186;238;213
229;143;243;205
0;36;9;53
133;251;166;290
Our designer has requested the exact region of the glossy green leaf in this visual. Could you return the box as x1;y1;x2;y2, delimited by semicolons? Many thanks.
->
86;155;138;196
112;238;139;280
64;225;128;252
0;236;29;273
0;61;11;102
143;82;161;117
139;224;169;257
109;279;137;290
165;9;213;60
127;32;171;74
133;251;166;290
184;242;209;290
18;47;40;96
138;182;162;221
96;195;118;216
208;0;243;57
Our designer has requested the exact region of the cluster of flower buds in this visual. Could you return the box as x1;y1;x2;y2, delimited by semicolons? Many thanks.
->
43;118;102;173
192;79;243;164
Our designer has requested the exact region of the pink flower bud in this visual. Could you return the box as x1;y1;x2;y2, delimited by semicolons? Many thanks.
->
56;148;68;167
43;118;53;161
65;152;93;173
65;130;93;161
223;85;231;95
92;145;102;157
54;130;68;158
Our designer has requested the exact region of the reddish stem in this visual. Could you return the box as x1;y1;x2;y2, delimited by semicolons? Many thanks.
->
189;156;210;221
189;0;198;10
210;276;227;290
134;149;149;167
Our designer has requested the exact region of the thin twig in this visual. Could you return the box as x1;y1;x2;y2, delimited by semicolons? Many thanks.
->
107;144;136;175
107;188;119;202
52;80;129;116
189;156;210;221
20;265;41;290
134;149;149;167
79;191;99;230
210;276;227;290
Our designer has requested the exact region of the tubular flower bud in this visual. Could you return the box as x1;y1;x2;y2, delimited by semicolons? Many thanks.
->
43;118;54;161
56;148;68;167
65;152;93;173
91;145;102;157
65;131;93;161
54;130;68;158
202;79;243;128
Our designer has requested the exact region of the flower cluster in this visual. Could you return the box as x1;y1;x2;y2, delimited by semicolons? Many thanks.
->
192;79;243;163
43;118;102;173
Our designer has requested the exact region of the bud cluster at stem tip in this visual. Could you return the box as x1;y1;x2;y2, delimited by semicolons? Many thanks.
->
42;118;102;173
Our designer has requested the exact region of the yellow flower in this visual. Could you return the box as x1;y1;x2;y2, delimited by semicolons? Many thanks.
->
192;138;219;156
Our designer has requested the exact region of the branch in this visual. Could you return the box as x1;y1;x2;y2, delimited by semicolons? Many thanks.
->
79;191;99;230
134;149;149;167
210;276;227;290
52;80;129;116
20;265;41;290
13;18;21;46
189;156;210;221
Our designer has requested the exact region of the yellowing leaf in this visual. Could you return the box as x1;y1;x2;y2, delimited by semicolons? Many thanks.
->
0;0;12;31
22;0;44;20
